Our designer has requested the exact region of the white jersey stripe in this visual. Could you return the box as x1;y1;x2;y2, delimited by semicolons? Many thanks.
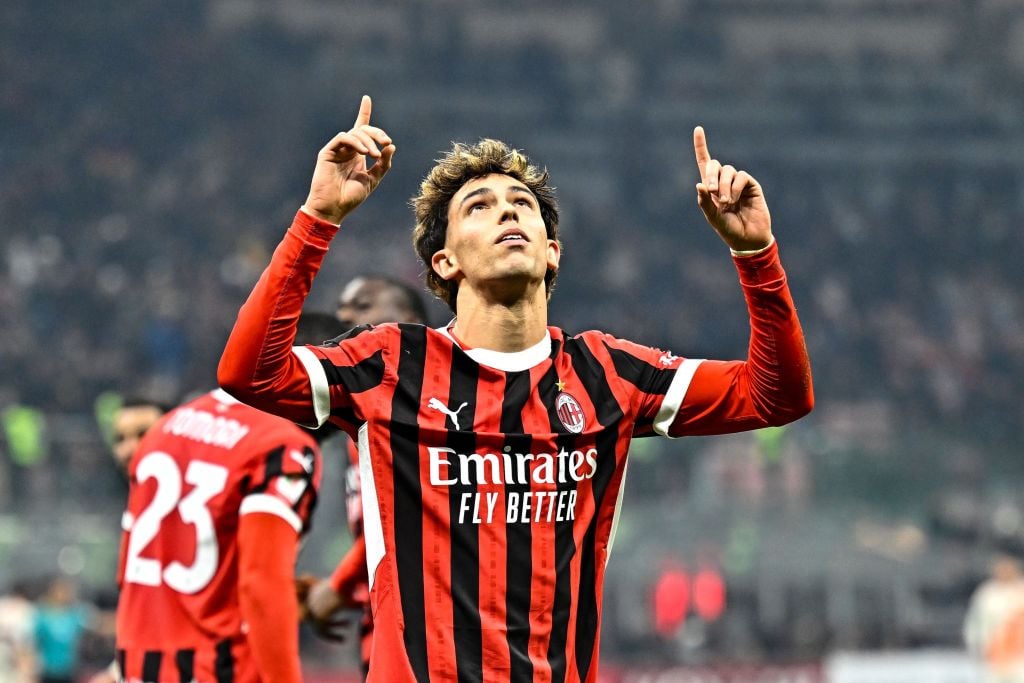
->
605;459;630;564
239;493;302;533
358;423;386;592
292;345;330;428
653;358;704;438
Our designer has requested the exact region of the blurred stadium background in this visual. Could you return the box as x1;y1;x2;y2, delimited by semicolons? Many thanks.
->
2;0;1023;680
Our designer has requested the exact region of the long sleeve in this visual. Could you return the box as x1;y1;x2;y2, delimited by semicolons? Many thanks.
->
666;241;813;436
237;512;303;683
329;535;369;601
218;210;339;424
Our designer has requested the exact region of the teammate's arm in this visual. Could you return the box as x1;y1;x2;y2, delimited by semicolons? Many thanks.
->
299;536;368;642
218;96;394;423
329;534;369;600
238;512;303;683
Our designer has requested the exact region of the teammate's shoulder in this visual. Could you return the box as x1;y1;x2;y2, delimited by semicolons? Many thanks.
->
318;322;414;348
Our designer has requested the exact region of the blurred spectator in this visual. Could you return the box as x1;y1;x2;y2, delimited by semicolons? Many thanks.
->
0;580;36;683
32;576;109;683
964;552;1024;683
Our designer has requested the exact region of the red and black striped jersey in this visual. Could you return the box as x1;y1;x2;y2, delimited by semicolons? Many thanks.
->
115;389;321;683
219;210;813;682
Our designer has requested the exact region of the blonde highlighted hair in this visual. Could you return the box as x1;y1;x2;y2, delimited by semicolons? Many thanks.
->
411;139;560;312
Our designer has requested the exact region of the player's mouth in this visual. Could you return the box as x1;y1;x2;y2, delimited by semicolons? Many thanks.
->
495;229;529;245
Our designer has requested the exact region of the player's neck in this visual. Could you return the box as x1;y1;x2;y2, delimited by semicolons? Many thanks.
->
451;286;548;353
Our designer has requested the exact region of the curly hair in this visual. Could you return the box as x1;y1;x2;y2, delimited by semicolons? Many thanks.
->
411;139;560;312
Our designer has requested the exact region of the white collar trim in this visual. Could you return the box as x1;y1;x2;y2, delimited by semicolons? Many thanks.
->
437;327;551;372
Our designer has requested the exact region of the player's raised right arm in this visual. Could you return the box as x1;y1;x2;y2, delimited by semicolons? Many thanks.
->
302;95;395;225
218;97;394;423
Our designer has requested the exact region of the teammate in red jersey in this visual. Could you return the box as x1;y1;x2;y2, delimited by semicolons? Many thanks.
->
114;388;321;682
219;96;813;682
114;313;345;683
88;396;169;683
301;275;428;677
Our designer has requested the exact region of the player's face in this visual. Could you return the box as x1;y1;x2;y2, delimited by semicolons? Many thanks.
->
436;174;559;298
112;405;163;471
336;278;415;328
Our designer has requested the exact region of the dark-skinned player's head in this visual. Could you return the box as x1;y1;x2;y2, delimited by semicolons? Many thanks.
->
336;275;427;328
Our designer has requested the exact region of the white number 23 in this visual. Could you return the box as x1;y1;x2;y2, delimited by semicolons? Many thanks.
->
124;451;229;594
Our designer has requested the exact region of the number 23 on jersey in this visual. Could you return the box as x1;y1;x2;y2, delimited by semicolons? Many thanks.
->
124;451;229;595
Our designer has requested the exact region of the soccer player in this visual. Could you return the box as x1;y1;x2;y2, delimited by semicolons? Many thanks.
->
219;96;813;682
88;396;169;683
110;397;168;472
113;387;322;682
302;275;428;677
335;274;428;331
112;312;343;683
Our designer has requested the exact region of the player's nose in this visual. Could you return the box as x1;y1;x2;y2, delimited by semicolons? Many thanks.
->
498;202;519;223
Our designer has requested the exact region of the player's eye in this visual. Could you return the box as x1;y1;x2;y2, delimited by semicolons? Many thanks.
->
468;203;487;213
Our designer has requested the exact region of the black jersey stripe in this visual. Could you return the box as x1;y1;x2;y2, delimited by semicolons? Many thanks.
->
446;350;483;683
296;444;320;534
606;345;676;397
320;348;385;393
539;361;582;683
141;651;162;682
565;340;625;681
116;649;126;681
214;638;234;683
501;369;535;682
329;406;359;423
249;446;283;494
391;324;430;683
175;649;195;683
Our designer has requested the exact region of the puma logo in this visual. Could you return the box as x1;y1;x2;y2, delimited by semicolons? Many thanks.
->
427;398;469;431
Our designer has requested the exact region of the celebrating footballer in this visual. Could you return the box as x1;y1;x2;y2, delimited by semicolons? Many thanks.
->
219;95;813;682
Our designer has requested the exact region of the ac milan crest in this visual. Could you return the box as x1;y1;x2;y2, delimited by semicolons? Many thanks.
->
555;392;586;434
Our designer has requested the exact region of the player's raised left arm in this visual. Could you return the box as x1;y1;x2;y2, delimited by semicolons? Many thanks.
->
692;126;772;252
660;128;812;435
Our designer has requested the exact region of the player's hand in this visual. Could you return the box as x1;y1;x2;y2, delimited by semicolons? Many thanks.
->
294;573;318;613
693;126;772;251
302;95;395;225
301;577;353;643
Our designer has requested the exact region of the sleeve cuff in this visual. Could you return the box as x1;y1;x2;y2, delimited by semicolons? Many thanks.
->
292;208;341;249
732;238;785;286
730;235;775;257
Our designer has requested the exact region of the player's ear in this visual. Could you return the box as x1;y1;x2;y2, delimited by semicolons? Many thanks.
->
432;249;460;282
546;239;561;271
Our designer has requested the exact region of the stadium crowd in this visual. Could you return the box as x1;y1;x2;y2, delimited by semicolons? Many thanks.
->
2;0;1024;674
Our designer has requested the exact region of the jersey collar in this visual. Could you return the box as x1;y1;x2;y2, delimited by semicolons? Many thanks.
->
437;326;552;372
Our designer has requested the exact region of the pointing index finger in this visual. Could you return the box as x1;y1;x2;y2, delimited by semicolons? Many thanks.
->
354;95;372;128
693;126;711;183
